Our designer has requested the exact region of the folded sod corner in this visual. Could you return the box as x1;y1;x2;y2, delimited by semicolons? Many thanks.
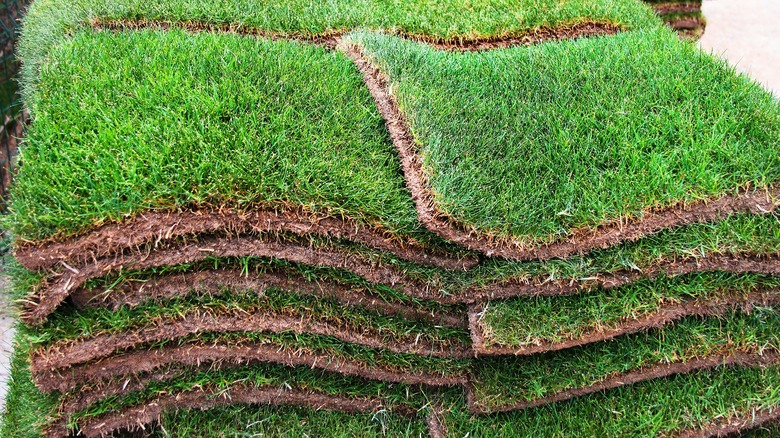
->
5;0;780;435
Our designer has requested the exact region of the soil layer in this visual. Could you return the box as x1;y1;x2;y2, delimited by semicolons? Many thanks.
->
35;339;468;394
29;307;471;373
69;268;466;329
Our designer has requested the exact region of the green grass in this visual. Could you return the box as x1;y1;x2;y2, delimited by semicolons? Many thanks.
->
471;308;780;411
443;365;780;437
9;28;432;245
18;0;661;111
12;1;776;249
29;285;469;351
155;404;428;438
351;27;780;243
479;272;780;349
67;361;426;427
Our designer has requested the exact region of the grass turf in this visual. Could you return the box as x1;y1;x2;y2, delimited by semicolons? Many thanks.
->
477;272;780;350
18;0;661;110
78;254;463;316
9;28;431;246
94;365;780;437
154;404;427;438
471;307;780;411
66;361;424;427
5;321;780;437
350;27;780;243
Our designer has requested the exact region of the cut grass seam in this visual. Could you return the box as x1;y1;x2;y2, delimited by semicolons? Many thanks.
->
92;18;624;52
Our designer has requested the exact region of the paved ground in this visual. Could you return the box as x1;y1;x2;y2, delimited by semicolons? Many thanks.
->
0;0;778;420
0;267;15;417
699;0;780;97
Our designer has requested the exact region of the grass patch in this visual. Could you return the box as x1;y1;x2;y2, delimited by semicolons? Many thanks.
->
10;28;426;244
350;27;780;243
155;404;427;438
479;272;780;349
444;365;780;436
68;361;426;426
471;308;780;411
18;0;661;109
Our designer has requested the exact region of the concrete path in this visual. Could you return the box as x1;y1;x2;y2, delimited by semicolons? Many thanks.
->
0;267;15;417
699;0;780;97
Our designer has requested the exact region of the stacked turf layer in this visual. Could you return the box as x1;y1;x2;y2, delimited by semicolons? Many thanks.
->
4;0;780;436
642;0;705;38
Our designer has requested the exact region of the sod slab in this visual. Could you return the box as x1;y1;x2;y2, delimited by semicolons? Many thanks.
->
34;330;471;394
27;287;471;373
347;27;780;258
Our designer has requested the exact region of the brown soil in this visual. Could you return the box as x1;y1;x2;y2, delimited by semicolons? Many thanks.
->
21;234;431;326
466;253;780;303
426;406;449;438
35;339;468;394
342;43;779;261
15;207;476;272
652;2;702;16
29;306;472;373
69;268;466;329
467;350;780;414
677;407;780;437
56;383;389;438
471;290;780;355
94;18;620;52
23;230;780;325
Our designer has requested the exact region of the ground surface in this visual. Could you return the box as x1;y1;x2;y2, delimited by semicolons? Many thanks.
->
0;265;15;416
699;0;780;96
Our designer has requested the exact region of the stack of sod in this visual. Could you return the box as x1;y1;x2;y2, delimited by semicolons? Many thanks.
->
643;0;705;38
3;0;780;436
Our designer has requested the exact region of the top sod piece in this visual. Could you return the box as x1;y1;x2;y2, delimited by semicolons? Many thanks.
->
348;27;780;254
